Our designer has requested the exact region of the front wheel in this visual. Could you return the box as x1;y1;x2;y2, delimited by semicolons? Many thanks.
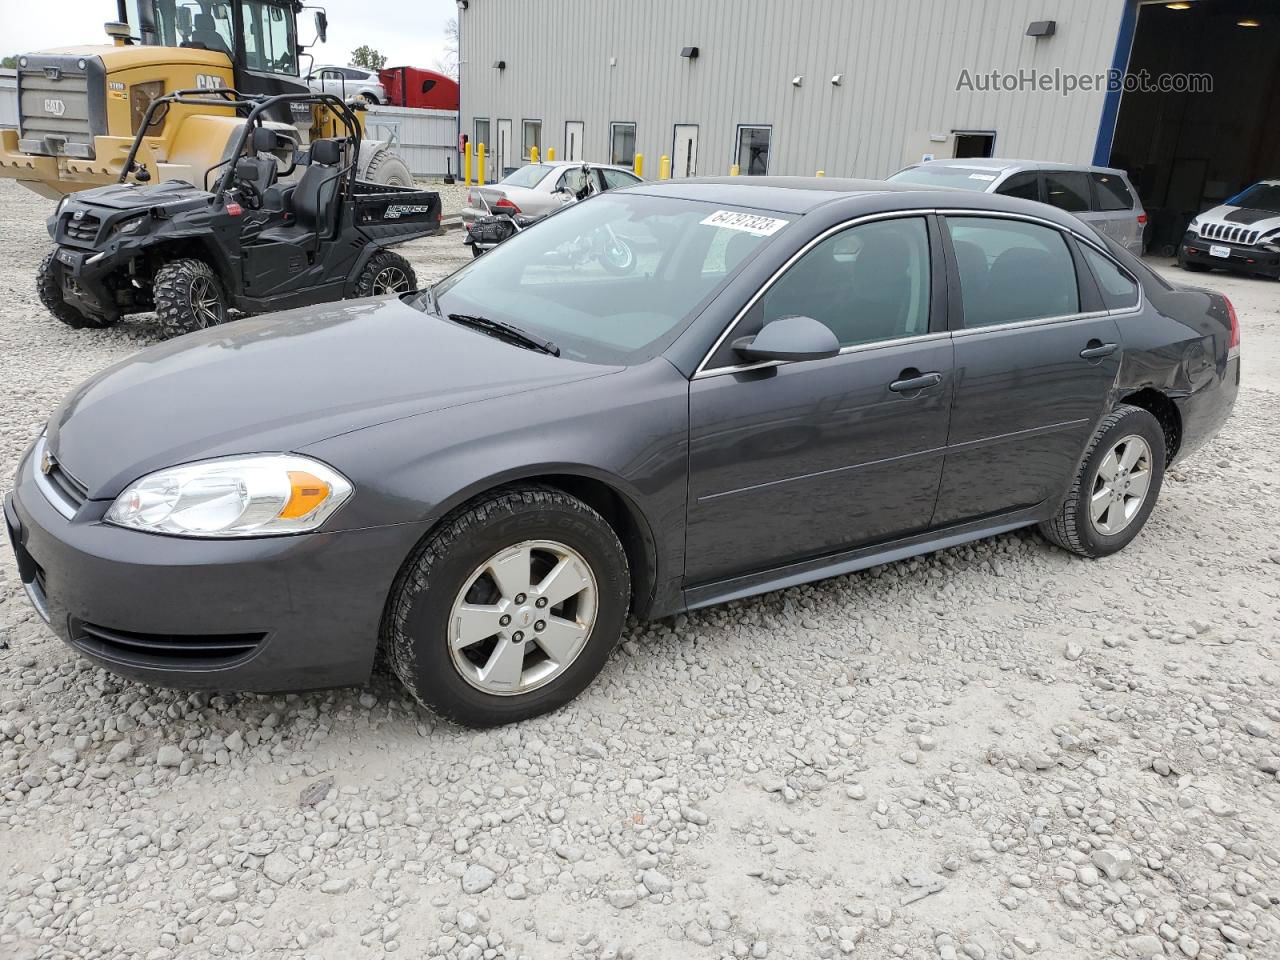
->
382;485;630;727
153;258;228;338
1039;404;1166;558
37;251;112;329
354;250;417;297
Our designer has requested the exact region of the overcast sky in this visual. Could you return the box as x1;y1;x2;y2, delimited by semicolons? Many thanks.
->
1;0;458;70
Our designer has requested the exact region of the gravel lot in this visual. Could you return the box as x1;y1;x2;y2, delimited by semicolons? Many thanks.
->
1;177;1278;960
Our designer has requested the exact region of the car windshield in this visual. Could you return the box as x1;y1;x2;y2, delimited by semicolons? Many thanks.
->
422;193;795;364
500;164;556;189
1225;182;1280;215
887;165;1005;191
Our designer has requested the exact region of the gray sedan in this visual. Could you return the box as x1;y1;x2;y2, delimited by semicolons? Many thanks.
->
6;178;1239;727
461;161;642;223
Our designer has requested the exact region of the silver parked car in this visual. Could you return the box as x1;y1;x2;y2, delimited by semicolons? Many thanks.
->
889;159;1147;256
307;65;387;104
461;162;643;225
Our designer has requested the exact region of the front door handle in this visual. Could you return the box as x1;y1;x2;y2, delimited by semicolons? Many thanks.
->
889;371;943;393
1080;341;1118;360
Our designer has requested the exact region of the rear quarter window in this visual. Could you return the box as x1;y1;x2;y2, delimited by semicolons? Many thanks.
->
1092;173;1135;212
1081;244;1140;310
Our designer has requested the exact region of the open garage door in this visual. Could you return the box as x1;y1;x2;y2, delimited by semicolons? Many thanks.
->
1104;0;1280;255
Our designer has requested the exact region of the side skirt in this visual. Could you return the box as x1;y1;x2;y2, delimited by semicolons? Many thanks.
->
682;505;1048;612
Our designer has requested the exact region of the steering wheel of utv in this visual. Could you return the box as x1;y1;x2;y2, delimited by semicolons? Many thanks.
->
235;177;264;210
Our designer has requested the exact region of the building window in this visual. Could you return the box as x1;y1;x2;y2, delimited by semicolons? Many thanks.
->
522;119;542;160
735;125;771;175
474;118;491;152
952;131;995;158
610;122;637;167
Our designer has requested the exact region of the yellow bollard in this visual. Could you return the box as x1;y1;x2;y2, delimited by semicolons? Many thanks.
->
477;143;486;186
464;142;473;186
530;145;539;164
816;170;825;177
729;163;741;176
659;155;671;180
547;147;556;161
633;153;644;178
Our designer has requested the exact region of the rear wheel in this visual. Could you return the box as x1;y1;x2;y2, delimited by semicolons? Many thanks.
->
354;250;416;297
153;258;228;338
382;485;630;727
37;251;112;329
1039;404;1166;558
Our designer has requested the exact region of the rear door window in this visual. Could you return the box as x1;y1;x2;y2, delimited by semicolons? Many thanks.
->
995;171;1041;201
601;168;642;190
1044;171;1092;213
1091;173;1135;211
945;217;1080;326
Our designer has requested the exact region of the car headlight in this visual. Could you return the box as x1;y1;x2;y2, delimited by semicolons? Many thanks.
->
106;454;353;537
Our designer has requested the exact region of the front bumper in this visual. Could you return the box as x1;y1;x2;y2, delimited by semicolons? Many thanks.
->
1179;233;1280;278
4;444;429;692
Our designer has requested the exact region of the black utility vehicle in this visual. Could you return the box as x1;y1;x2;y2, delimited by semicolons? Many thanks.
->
37;89;441;337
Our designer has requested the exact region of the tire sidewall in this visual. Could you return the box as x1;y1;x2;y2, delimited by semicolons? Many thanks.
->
397;500;629;726
1076;409;1166;556
357;251;416;297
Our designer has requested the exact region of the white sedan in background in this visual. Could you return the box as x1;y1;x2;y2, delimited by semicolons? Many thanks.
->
461;162;643;224
306;65;387;104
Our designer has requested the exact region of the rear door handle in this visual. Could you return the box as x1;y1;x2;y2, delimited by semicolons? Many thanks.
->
1080;341;1118;360
888;371;943;393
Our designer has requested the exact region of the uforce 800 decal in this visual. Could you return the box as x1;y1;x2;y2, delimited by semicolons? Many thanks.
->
384;205;434;220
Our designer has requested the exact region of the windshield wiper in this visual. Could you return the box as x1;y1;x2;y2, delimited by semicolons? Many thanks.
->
447;313;560;356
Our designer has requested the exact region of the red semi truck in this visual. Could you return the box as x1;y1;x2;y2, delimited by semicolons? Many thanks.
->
379;68;460;110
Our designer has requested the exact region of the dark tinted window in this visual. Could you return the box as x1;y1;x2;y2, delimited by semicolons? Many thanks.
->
1092;173;1134;212
996;171;1040;201
1082;245;1139;309
1044;171;1092;213
757;217;931;347
946;217;1079;327
601;168;641;190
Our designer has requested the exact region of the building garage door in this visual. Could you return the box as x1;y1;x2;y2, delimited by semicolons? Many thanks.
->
1102;0;1279;254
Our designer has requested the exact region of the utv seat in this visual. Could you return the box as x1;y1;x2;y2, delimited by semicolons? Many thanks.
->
256;138;345;248
233;127;282;203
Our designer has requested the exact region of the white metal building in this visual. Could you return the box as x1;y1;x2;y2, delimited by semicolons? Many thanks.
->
459;0;1278;250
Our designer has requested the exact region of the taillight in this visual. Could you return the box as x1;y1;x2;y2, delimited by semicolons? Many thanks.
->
1224;295;1240;353
1137;213;1148;225
494;196;521;214
467;191;475;206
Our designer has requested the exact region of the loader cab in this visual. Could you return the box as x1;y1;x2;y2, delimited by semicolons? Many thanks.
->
121;0;310;99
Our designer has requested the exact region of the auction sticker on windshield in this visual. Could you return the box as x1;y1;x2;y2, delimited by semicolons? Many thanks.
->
700;210;789;236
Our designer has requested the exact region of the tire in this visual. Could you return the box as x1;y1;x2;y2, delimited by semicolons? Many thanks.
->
37;251;111;329
153;258;227;338
598;235;636;275
1038;404;1166;559
362;150;413;187
383;485;631;727
470;244;484;258
353;250;417;297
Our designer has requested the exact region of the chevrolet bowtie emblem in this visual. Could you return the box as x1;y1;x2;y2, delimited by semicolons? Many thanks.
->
40;449;55;475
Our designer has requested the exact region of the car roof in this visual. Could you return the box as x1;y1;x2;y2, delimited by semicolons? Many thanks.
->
534;161;638;173
626;176;1100;233
907;158;1128;177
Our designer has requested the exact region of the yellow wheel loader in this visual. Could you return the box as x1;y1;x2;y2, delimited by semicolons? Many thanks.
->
1;0;414;199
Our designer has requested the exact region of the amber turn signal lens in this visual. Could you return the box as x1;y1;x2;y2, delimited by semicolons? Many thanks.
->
280;471;332;519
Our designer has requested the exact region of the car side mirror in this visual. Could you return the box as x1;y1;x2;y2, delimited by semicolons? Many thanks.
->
732;315;840;362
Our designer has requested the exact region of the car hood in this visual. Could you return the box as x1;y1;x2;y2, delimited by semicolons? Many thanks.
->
69;179;210;212
47;296;616;499
1197;203;1280;236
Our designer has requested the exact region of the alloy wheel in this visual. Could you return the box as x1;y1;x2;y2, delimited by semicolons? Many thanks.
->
1090;435;1153;536
371;266;410;295
448;540;598;696
189;276;225;328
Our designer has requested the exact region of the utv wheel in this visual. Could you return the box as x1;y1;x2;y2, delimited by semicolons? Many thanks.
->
355;250;416;297
153;258;227;337
37;251;111;329
383;485;630;727
362;150;413;187
1039;404;1166;559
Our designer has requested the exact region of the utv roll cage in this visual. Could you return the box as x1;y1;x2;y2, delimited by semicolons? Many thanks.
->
119;88;362;198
